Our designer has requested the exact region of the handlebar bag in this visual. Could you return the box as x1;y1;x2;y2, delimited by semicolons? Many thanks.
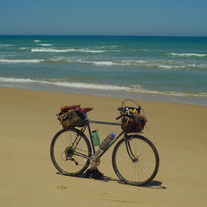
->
121;113;147;133
57;109;86;129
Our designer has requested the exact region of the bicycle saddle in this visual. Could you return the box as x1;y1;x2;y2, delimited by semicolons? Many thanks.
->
61;105;93;113
76;107;93;113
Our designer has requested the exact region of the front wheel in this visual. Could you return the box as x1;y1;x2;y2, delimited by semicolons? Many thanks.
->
50;128;92;176
112;135;159;186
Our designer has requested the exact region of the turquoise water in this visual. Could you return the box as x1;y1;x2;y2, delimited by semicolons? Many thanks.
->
0;35;207;105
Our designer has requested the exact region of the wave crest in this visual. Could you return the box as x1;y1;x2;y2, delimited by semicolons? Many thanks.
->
0;59;44;63
170;53;207;57
37;44;53;46
0;77;206;98
31;48;105;53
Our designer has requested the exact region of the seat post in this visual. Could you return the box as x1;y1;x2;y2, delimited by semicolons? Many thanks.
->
85;113;96;154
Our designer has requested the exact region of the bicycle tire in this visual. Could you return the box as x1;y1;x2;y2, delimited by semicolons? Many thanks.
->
112;135;159;186
50;128;92;176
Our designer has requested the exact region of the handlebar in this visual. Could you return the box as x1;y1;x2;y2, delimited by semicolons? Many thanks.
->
116;114;122;120
116;106;142;120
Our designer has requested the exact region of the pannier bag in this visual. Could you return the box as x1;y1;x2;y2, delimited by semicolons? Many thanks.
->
57;105;86;129
121;113;147;133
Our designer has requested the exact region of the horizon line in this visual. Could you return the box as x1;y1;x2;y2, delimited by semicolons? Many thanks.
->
0;34;207;38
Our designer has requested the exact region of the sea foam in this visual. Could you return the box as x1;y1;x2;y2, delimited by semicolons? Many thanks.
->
31;48;105;53
170;53;206;57
0;77;206;98
0;59;44;63
38;44;53;46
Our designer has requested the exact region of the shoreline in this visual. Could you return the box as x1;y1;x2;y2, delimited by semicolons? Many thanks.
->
1;83;207;106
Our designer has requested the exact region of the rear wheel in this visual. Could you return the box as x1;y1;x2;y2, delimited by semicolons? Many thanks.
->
50;128;91;176
112;135;159;186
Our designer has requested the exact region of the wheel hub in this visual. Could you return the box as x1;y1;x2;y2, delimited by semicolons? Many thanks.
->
132;157;138;162
64;146;74;159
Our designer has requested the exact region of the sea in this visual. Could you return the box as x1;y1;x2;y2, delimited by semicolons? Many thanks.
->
0;35;207;106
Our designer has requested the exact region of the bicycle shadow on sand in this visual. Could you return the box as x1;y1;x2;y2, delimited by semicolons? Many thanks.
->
102;176;166;189
56;172;166;189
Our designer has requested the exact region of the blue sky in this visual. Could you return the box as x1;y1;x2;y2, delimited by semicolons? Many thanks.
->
0;0;207;36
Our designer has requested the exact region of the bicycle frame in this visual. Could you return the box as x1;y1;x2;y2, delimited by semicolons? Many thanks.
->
81;113;124;155
71;111;137;165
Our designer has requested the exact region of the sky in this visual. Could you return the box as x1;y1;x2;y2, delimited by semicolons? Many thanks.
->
0;0;207;36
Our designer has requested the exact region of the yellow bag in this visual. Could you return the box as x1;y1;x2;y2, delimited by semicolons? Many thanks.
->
121;113;147;133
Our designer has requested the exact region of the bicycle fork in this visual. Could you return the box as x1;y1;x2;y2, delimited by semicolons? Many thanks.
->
125;136;138;162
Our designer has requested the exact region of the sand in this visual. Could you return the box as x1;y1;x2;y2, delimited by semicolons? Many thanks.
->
0;87;207;207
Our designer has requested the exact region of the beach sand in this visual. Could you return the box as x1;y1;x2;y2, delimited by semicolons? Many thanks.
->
0;87;207;207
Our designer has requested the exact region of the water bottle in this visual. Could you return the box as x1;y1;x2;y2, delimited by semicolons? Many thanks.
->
90;133;115;167
99;133;115;150
91;130;100;146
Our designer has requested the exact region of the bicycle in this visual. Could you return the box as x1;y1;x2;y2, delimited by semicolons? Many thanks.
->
50;99;159;186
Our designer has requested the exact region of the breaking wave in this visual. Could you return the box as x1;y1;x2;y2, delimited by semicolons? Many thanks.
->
0;77;206;98
0;59;44;63
37;44;53;46
31;48;106;53
1;57;206;70
170;53;207;57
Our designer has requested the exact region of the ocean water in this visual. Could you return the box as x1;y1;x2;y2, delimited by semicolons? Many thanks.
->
0;35;207;105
